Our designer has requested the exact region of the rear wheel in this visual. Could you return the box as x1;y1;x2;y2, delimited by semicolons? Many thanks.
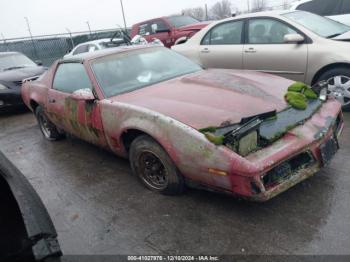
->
35;106;64;141
129;135;184;195
315;67;350;111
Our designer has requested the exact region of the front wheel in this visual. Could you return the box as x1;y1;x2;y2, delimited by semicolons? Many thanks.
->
35;106;64;141
129;135;184;195
315;67;350;111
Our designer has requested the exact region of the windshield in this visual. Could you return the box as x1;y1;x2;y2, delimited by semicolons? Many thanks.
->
91;47;202;98
0;53;36;71
167;16;199;28
283;11;350;38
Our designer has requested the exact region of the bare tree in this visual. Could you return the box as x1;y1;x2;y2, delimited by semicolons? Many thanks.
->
209;0;233;20
182;6;206;21
251;0;267;12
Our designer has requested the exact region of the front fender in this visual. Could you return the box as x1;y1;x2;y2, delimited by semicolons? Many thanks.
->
99;101;256;188
21;82;49;112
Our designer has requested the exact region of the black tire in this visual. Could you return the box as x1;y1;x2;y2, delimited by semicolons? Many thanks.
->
315;67;350;111
129;135;184;195
35;106;64;141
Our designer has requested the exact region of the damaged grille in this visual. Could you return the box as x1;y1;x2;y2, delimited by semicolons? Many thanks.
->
263;152;315;189
207;99;323;157
222;118;262;157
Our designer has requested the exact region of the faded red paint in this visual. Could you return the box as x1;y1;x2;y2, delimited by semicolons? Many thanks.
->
21;46;344;201
112;69;293;129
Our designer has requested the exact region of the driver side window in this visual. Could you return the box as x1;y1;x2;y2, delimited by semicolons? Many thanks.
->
53;63;92;94
202;20;244;45
248;19;298;44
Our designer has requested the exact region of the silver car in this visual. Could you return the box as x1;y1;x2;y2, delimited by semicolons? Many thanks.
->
172;10;350;110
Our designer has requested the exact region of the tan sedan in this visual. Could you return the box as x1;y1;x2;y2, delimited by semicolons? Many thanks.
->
172;10;350;110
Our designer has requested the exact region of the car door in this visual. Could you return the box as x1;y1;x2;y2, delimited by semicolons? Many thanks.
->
243;18;308;82
47;62;107;147
199;20;244;69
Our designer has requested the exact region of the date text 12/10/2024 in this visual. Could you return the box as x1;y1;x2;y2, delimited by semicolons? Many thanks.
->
127;256;220;261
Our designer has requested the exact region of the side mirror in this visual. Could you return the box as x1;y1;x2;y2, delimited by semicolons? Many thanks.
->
35;60;43;66
71;88;95;101
156;29;171;34
283;34;305;44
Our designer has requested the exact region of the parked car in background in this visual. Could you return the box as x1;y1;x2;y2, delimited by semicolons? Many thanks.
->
0;151;61;262
22;46;343;201
64;38;127;58
130;15;210;47
172;10;350;110
291;0;350;26
0;52;46;110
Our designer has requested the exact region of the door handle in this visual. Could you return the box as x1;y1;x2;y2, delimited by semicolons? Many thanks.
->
244;48;257;53
48;98;56;103
201;48;210;54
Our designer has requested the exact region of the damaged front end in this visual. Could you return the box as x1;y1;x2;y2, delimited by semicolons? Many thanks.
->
201;99;323;157
200;98;344;201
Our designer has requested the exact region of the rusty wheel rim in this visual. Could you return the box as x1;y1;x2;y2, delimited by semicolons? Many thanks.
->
38;112;52;139
138;151;168;190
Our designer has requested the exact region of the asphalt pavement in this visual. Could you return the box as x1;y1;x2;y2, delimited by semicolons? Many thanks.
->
0;110;349;255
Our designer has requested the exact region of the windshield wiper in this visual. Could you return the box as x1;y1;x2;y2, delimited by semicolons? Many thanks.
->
3;66;25;71
327;34;341;38
327;31;348;38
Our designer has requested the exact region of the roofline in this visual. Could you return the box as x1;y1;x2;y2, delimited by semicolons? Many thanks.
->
60;45;162;64
133;16;168;26
87;45;161;63
213;9;293;23
132;15;198;26
58;57;84;64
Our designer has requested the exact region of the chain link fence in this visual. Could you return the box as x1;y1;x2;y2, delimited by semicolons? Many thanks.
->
0;28;130;67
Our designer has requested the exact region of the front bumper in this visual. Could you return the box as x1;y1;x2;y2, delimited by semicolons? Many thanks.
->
210;98;344;202
0;89;24;109
249;163;321;202
246;111;344;202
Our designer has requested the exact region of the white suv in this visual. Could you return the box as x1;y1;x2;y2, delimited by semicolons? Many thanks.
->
64;38;126;58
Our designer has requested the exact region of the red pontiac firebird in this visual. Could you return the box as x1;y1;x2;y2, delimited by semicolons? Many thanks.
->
22;46;344;201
